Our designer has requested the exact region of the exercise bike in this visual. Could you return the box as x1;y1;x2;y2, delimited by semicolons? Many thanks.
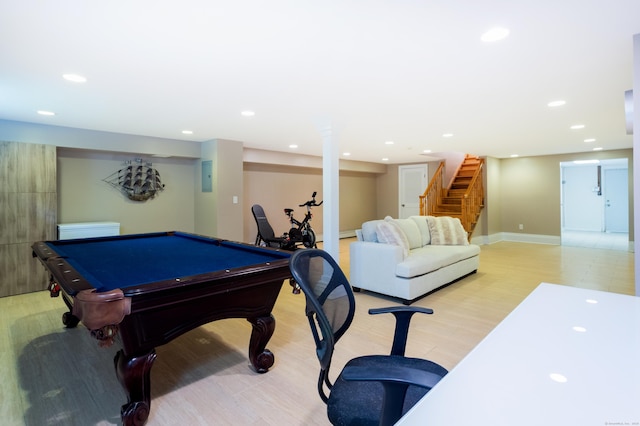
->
283;191;323;248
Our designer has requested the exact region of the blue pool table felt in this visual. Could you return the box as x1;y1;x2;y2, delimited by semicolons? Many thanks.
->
46;233;289;292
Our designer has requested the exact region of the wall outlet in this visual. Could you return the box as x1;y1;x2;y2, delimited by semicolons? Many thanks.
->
518;224;524;230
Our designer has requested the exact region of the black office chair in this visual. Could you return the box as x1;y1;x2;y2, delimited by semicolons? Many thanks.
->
251;204;295;250
288;249;448;426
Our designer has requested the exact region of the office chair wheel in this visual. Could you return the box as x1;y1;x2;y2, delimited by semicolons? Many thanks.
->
289;278;301;294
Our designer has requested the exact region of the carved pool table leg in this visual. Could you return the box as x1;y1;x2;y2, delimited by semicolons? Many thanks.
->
114;349;157;426
247;314;276;373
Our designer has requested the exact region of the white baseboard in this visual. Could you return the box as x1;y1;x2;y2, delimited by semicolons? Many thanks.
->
314;229;357;243
472;232;561;246
339;230;357;239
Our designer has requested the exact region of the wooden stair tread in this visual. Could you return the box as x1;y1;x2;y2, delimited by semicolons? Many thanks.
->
422;153;484;240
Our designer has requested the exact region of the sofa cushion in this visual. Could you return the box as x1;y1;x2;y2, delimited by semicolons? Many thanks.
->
426;216;469;246
396;245;480;278
376;221;410;257
361;220;385;242
409;216;431;246
388;217;422;249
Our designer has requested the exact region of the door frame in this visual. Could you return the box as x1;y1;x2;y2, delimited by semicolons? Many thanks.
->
560;158;629;243
398;164;428;219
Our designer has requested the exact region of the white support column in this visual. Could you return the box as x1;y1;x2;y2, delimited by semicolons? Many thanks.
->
321;125;340;261
633;33;640;296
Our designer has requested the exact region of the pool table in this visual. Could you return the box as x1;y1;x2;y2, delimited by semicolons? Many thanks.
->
32;231;292;426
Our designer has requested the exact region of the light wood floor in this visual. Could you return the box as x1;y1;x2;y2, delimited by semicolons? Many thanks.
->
1;240;634;426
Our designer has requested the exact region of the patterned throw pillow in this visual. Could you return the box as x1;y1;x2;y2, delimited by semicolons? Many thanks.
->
426;216;469;245
376;220;410;257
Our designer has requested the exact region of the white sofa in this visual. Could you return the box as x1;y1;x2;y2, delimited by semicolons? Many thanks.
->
350;215;480;304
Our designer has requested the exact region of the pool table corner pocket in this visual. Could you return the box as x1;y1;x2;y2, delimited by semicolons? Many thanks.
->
73;288;132;346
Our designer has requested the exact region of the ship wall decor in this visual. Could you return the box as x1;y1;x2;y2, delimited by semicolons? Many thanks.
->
103;158;165;201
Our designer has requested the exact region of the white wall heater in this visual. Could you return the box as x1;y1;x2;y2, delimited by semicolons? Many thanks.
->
57;222;120;240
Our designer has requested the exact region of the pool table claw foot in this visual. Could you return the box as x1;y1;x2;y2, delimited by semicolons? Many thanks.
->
248;314;276;373
121;401;150;426
115;349;157;426
62;311;80;328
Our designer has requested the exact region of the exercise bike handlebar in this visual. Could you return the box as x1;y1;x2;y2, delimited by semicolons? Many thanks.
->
299;191;323;207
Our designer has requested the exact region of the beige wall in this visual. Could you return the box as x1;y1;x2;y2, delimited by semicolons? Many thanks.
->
374;159;450;219
499;149;633;237
242;163;378;244
195;139;244;240
57;149;197;235
26;132;640;245
376;164;399;218
483;156;502;236
3;120;635;301
57;149;381;244
374;150;633;241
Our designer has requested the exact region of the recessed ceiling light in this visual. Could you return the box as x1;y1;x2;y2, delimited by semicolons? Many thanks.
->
510;154;519;158
593;147;603;151
586;299;598;304
547;100;566;107
385;140;394;145
37;110;55;116
63;73;87;83
481;27;510;42
289;144;298;149
570;124;585;130
584;138;596;143
241;110;255;117
382;158;389;161
572;326;587;333
182;130;193;135
442;133;453;138
343;152;351;156
423;149;432;154
549;373;568;383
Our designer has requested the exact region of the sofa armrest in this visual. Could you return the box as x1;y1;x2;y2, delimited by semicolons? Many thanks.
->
349;242;404;293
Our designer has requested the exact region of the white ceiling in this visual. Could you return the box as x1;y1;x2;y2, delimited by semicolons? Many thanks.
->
1;1;639;164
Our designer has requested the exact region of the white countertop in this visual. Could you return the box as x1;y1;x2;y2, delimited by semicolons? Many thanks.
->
396;283;640;426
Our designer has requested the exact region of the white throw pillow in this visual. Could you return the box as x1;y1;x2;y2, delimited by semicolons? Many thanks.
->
426;216;469;246
409;215;431;246
376;221;410;257
361;220;384;242
389;218;422;249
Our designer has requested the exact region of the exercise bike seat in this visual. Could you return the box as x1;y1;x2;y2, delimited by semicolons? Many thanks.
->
284;208;294;215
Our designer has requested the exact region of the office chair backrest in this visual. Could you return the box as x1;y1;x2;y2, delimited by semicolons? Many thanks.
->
251;204;278;242
289;249;355;386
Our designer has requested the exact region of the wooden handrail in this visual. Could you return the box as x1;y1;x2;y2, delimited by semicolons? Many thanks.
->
420;156;484;240
460;158;484;236
420;162;445;216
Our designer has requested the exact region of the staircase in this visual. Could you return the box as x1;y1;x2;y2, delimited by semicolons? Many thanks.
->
420;155;484;239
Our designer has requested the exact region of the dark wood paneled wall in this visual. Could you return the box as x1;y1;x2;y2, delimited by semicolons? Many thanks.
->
0;141;56;297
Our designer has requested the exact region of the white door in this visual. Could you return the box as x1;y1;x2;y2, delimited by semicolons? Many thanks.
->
399;164;428;219
604;168;628;232
561;165;601;231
